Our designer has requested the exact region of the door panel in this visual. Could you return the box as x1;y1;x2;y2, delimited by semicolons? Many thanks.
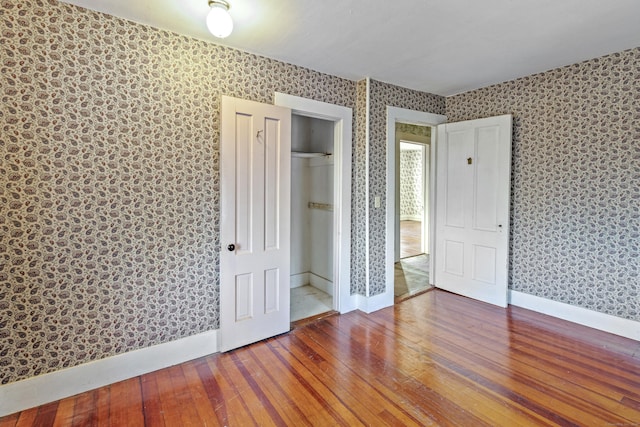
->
264;268;280;313
444;240;464;276
220;96;291;352
235;273;253;321
264;117;281;251
472;245;496;284
435;115;512;307
474;128;500;231
444;131;469;228
235;113;254;255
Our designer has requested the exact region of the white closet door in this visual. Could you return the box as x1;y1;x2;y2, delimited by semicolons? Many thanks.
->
220;96;291;351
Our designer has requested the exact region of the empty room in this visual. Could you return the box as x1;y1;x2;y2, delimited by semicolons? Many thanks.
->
1;0;639;425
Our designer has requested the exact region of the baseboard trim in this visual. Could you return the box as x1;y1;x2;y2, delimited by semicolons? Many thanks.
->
290;272;310;288
357;289;394;314
290;273;333;296
0;330;219;417
309;273;334;296
509;291;640;341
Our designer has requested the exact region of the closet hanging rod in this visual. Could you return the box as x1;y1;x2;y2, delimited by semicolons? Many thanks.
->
291;151;332;158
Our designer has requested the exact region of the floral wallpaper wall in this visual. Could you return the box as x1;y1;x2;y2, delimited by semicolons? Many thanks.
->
0;0;356;385
399;148;423;219
367;80;445;296
351;79;369;295
446;47;640;321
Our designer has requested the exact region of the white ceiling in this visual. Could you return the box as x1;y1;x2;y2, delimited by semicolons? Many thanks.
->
60;0;640;96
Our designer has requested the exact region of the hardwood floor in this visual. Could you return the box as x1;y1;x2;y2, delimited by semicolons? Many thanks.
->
400;220;422;258
3;290;640;426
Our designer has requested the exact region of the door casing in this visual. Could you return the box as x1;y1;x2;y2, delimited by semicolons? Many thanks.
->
274;93;355;314
386;107;447;305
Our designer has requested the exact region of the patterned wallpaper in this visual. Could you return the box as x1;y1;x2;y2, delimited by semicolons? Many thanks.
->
0;0;356;385
367;80;445;295
399;149;423;218
446;47;640;321
351;79;369;295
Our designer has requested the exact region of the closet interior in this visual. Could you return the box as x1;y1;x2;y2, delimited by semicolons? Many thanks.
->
290;114;335;322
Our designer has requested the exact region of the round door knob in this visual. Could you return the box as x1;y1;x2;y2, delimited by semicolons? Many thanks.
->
227;244;235;251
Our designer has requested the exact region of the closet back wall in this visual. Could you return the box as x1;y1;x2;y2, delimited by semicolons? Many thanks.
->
290;116;334;286
0;0;355;386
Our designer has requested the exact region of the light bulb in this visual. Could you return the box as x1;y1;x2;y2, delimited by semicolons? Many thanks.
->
206;2;233;38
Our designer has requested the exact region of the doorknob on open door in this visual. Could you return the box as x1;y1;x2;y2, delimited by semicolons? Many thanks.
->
227;244;235;251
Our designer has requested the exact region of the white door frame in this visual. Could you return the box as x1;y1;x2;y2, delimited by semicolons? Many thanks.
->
421;144;429;254
386;107;447;299
274;93;355;314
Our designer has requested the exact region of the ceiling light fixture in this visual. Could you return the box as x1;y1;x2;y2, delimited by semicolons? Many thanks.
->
206;0;233;39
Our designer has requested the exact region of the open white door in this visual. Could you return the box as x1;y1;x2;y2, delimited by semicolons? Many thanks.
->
434;115;512;307
220;96;291;352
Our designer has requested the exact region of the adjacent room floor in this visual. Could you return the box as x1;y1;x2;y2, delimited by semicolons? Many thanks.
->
396;220;432;300
400;219;423;259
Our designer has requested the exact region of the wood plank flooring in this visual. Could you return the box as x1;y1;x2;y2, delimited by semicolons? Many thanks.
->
3;290;640;426
400;220;423;258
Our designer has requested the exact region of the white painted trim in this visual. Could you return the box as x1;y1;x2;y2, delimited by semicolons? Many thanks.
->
356;288;394;314
422;145;429;255
386;107;447;300
0;330;219;417
291;272;334;296
309;273;334;296
290;272;310;288
274;92;354;315
429;130;437;281
509;291;640;341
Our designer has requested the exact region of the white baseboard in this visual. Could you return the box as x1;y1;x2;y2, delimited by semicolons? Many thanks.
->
0;330;219;417
310;273;334;296
290;272;310;288
291;272;334;296
509;291;640;341
357;289;394;314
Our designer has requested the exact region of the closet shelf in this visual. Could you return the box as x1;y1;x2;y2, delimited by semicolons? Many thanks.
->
291;151;332;158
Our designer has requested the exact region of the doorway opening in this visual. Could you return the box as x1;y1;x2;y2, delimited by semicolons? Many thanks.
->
385;107;447;306
290;115;336;322
395;128;432;301
275;92;354;322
